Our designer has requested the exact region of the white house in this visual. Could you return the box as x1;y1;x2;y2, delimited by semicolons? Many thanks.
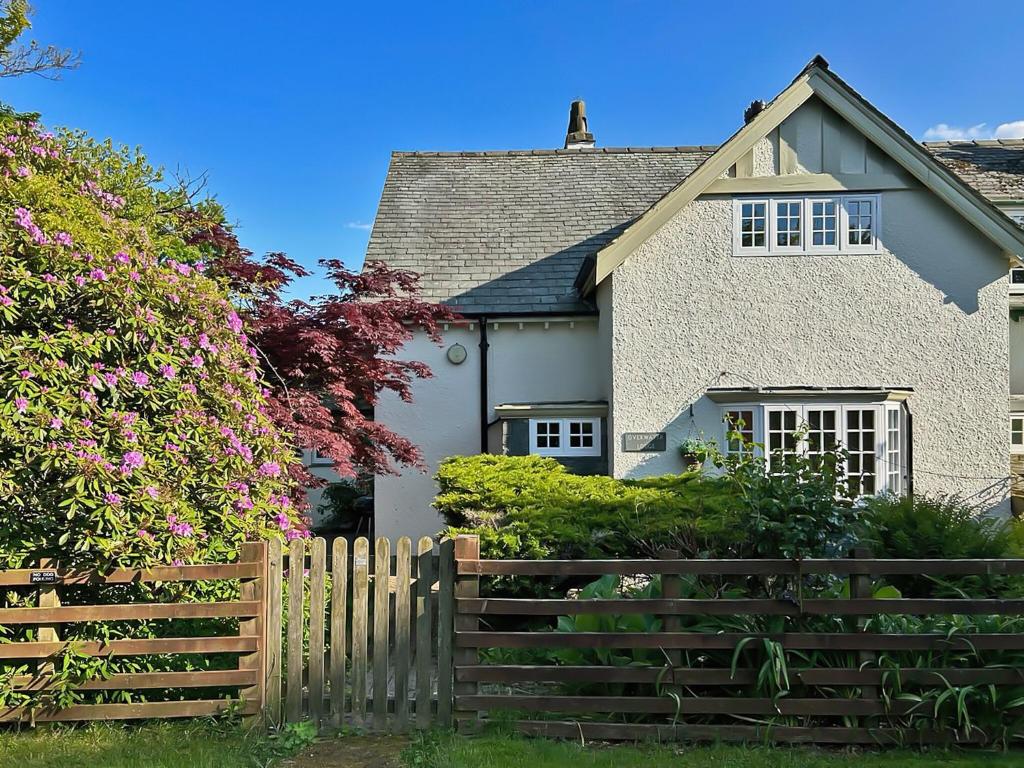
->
363;57;1024;541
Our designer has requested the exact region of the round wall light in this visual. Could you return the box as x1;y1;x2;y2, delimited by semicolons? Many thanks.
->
446;343;468;365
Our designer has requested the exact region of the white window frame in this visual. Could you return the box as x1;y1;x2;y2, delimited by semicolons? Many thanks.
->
841;195;881;254
772;199;805;254
733;199;770;255
1012;415;1024;455
722;408;761;455
529;417;601;458
1010;267;1024;293
719;402;906;497
734;194;881;257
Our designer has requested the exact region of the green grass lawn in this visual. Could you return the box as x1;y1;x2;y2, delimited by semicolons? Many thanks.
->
405;731;1024;768
0;721;274;768
3;724;1024;768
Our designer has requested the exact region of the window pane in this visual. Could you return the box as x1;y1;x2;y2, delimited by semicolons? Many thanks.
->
739;201;767;249
776;200;801;247
845;407;877;498
811;200;837;248
725;410;755;453
846;198;875;247
887;408;902;493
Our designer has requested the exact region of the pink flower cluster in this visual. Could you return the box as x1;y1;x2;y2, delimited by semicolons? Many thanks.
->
166;513;193;537
14;207;48;245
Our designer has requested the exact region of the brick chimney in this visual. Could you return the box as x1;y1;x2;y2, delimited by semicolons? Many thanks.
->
564;100;595;149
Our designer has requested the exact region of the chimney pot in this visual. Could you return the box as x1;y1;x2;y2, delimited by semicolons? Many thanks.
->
744;99;766;125
564;100;595;149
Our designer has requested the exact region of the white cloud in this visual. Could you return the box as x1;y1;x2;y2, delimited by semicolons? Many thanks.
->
994;120;1024;139
923;119;1024;141
345;221;372;231
923;122;991;141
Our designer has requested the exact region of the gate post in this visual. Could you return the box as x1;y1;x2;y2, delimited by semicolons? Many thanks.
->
453;535;479;732
239;541;269;726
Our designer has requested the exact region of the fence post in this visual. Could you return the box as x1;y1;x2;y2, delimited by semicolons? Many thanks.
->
308;537;327;729
238;541;268;725
659;550;682;698
849;546;878;707
352;537;370;724
330;537;348;727
265;538;283;728
285;538;305;723
394;537;412;732
415;536;434;730
37;557;61;679
453;535;479;733
372;537;391;731
437;538;455;727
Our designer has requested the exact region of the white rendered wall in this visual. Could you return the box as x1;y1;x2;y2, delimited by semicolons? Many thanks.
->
374;320;603;541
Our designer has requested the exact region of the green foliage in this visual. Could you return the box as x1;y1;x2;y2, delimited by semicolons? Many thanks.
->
0;116;306;571
861;494;1024;596
437;447;860;563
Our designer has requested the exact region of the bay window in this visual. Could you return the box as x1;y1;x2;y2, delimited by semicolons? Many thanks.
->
721;401;906;497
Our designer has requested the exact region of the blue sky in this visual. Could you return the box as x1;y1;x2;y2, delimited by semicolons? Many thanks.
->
5;1;1022;298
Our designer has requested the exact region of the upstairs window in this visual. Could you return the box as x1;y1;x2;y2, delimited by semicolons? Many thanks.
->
530;417;601;457
734;195;880;256
738;201;768;251
1013;416;1024;455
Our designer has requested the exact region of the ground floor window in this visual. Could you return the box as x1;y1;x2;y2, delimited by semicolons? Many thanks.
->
1012;415;1024;454
529;417;601;457
722;402;906;497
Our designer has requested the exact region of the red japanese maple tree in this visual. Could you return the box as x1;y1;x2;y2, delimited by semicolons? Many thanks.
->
178;205;457;485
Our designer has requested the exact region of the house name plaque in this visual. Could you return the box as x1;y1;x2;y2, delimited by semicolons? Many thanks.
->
622;432;667;452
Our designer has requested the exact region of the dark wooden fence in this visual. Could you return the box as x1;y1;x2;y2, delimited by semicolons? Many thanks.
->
453;535;1024;745
0;542;268;723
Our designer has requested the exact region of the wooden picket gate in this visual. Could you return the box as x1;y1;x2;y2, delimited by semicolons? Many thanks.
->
266;535;455;732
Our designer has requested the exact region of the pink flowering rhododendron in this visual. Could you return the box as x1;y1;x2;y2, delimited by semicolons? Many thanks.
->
0;116;305;569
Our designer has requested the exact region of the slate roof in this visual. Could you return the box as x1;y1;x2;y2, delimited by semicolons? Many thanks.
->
364;147;715;314
365;139;1023;316
923;139;1024;201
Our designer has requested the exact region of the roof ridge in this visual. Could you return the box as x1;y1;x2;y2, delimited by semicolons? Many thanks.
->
391;145;718;158
923;139;1024;148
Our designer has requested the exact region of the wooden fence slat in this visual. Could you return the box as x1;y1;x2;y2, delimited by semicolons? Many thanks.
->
457;695;930;717
458;558;1024;577
437;538;455;727
285;538;305;723
330;537;348;727
453;536;479;732
455;665;1024;686
308;537;327;728
514;721;984;745
0;562;261;586
415;536;434;730
238;541;267;725
455;631;1024;651
13;670;259;691
0;601;261;624
266;537;284;728
36;557;60;677
394;537;412;732
0;636;259;659
372;537;391;731
0;699;260;723
351;537;370;723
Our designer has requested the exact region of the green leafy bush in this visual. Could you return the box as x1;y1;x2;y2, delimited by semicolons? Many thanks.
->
860;493;1024;596
436;448;862;563
0;116;306;571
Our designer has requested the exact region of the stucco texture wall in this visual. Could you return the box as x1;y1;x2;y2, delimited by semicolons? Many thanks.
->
374;321;602;540
609;188;1010;508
